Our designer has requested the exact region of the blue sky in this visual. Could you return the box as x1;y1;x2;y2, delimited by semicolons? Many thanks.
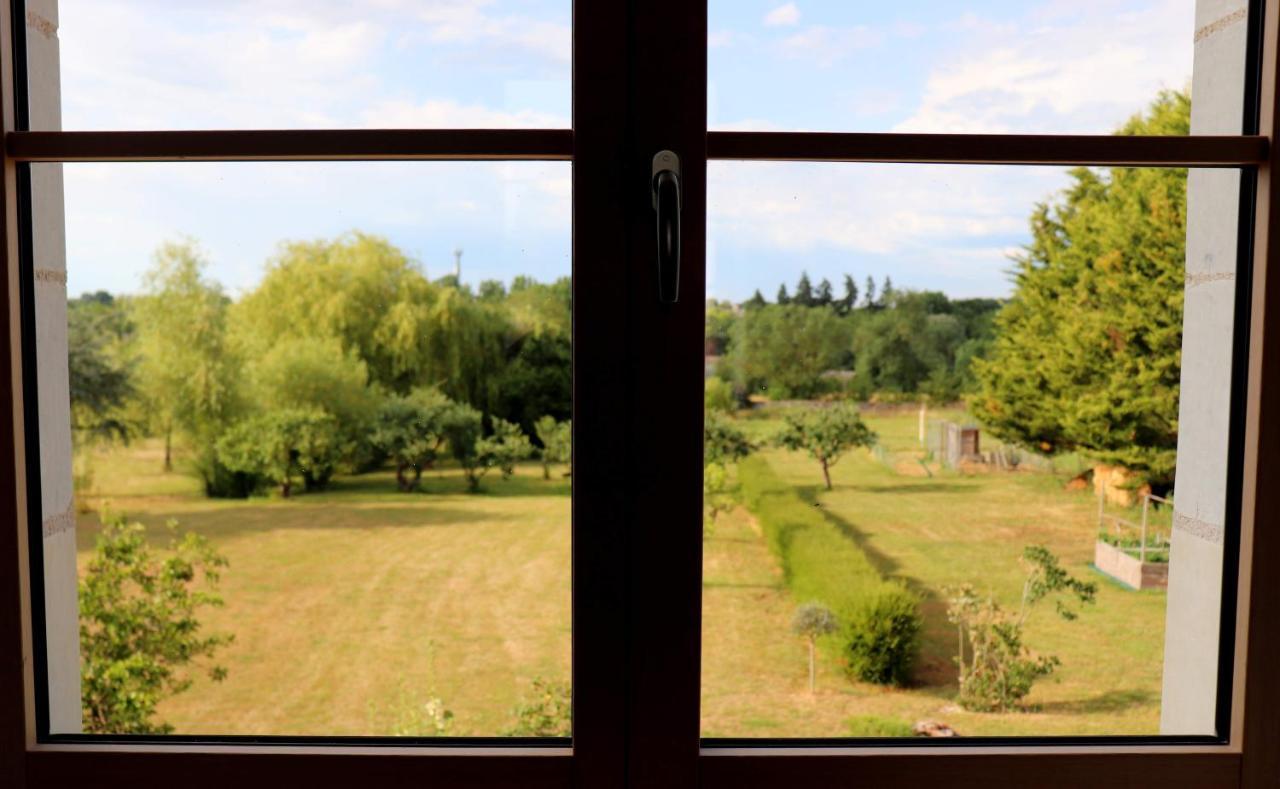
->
53;0;1197;301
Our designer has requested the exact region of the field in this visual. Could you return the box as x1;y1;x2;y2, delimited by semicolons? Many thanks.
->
77;441;571;736
75;408;1167;737
702;410;1167;737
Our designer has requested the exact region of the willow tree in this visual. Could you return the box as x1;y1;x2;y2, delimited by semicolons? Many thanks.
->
971;91;1189;487
232;233;507;410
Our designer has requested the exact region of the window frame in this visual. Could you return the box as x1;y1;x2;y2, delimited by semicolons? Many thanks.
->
2;0;1279;787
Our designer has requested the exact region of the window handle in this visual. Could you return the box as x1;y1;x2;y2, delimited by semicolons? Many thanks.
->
651;150;682;304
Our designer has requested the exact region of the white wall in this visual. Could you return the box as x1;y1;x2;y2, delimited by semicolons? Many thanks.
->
26;0;79;734
1160;0;1249;736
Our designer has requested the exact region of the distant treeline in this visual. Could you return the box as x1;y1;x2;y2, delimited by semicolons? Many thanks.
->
708;273;1002;403
68;233;571;497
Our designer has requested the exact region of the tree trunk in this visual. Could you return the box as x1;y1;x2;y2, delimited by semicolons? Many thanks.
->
281;479;292;498
163;428;173;472
808;638;816;693
396;461;412;492
821;459;832;490
542;458;551;480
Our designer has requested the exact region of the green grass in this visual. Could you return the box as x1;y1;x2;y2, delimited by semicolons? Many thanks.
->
76;440;571;737
79;409;1166;739
701;411;1166;738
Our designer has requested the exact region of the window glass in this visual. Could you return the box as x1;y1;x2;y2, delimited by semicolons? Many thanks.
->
27;0;570;130
34;161;572;736
701;155;1239;738
708;0;1248;134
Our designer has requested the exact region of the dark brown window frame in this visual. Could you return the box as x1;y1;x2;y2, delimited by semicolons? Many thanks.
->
2;0;1279;787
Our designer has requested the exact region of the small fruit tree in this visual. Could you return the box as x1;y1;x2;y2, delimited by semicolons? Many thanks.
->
792;602;838;693
773;403;876;490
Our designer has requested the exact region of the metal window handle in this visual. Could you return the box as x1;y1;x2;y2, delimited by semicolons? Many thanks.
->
652;150;681;304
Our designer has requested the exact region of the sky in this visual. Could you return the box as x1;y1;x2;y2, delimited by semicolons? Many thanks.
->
48;0;1202;301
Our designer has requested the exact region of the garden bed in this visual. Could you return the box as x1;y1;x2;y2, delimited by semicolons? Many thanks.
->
1094;540;1168;590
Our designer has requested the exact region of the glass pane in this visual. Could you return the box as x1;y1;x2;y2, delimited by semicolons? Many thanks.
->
702;157;1240;737
708;0;1249;134
25;0;570;130
32;161;572;736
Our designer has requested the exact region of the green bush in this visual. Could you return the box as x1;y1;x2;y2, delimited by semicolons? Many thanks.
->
846;715;915;738
738;455;921;686
845;589;922;685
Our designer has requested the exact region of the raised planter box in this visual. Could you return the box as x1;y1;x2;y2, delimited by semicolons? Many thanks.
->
1094;540;1168;590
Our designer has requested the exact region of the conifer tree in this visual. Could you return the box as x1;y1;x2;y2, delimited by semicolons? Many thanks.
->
971;91;1189;486
795;272;815;307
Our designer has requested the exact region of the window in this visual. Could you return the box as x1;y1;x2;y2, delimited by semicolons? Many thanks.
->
2;1;1279;787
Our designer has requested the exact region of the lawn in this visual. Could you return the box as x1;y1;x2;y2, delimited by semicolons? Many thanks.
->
76;410;1166;739
76;440;571;737
701;410;1167;738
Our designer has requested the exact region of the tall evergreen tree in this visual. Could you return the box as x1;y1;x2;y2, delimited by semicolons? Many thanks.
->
777;284;791;305
972;91;1189;486
745;289;767;310
839;275;859;316
794;272;815;307
864;276;877;309
815;278;834;308
881;276;895;307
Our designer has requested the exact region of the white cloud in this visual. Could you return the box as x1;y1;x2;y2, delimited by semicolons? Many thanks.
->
706;162;1067;296
359;99;568;129
764;3;801;27
777;25;882;67
55;0;569;130
893;0;1194;133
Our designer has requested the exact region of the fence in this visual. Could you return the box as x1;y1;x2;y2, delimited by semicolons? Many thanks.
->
1097;491;1173;562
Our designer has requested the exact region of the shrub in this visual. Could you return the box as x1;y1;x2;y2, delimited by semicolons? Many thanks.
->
846;715;916;738
946;546;1097;711
80;515;232;734
845;588;922;686
704;377;736;413
507;676;571;736
738;456;921;686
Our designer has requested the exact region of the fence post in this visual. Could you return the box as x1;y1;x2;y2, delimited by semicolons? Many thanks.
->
1140;494;1150;563
1097;485;1106;534
918;403;926;446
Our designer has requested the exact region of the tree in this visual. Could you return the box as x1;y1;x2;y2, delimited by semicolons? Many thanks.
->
248;336;374;489
774;403;877;490
839;274;859;316
792;602;838;693
448;409;532;491
881;276;895;307
946;546;1096;711
704;412;753;465
80;515;232;734
971;91;1189;486
726;304;851;398
133;241;242;481
794;272;815;307
534;415;571;480
745;289;767;310
776;284;791;305
216;408;345;498
68;293;135;443
232;233;507;409
815;278;834;309
371;387;456;491
863;276;877;309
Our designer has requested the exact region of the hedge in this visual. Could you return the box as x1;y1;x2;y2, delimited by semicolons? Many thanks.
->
737;454;921;685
